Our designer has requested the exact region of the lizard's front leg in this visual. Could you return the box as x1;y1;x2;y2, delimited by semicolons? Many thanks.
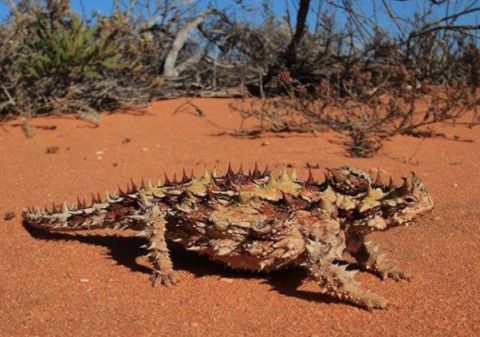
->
347;232;412;281
137;205;179;287
306;239;388;310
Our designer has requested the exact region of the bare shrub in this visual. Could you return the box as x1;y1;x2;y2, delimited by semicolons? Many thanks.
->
231;69;479;157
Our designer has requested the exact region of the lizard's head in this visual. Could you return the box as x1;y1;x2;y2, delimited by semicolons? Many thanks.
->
380;172;433;227
335;169;434;232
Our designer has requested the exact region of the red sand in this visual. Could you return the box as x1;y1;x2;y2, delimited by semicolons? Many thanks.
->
0;98;479;337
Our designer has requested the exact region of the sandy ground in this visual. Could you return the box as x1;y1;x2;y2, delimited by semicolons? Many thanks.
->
0;98;479;337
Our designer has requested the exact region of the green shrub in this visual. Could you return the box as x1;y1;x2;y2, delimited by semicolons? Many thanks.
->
20;16;124;83
0;3;147;125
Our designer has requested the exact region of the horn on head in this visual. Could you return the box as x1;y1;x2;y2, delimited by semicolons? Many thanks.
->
399;175;414;192
328;168;346;183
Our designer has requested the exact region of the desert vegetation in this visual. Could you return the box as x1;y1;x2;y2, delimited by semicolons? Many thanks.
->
0;0;478;156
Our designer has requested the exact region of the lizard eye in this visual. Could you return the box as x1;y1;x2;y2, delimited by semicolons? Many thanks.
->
404;196;417;204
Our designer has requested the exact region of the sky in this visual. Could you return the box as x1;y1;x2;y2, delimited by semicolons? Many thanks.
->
0;0;478;36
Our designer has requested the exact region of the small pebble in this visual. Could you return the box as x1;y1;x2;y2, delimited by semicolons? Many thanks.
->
46;146;59;154
220;278;234;283
452;183;458;188
79;278;90;283
261;141;269;146
141;147;149;152
96;150;104;155
3;212;15;221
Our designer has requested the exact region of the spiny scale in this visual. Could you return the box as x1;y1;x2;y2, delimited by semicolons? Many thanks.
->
237;164;244;176
181;169;189;183
227;163;235;177
306;168;315;185
252;162;261;178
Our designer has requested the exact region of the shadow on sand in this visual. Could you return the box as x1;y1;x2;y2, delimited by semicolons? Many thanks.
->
24;223;345;307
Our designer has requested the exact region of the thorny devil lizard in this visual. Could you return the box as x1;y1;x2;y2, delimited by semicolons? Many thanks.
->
22;165;433;310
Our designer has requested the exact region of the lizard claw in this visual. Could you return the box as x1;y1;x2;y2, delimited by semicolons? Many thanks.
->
381;266;413;282
358;292;389;311
346;289;389;311
150;270;179;287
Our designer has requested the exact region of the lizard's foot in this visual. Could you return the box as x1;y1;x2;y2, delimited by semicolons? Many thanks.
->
325;265;389;310
350;290;389;311
150;270;179;287
378;265;412;282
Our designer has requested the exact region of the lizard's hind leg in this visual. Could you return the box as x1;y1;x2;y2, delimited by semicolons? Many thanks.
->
136;205;178;287
306;240;388;310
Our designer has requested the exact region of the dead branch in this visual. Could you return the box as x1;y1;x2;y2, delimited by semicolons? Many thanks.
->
164;8;214;79
284;0;311;68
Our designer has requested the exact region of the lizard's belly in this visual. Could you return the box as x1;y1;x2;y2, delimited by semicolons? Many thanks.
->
165;206;309;271
166;229;306;271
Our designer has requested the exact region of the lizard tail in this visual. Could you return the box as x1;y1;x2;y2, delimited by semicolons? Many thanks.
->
22;193;134;232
